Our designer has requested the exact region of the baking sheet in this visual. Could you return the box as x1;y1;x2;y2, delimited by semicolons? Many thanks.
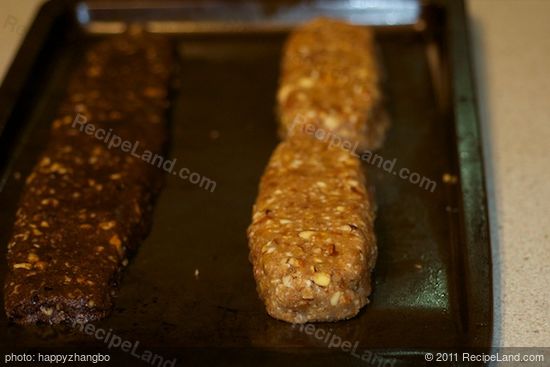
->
0;1;492;366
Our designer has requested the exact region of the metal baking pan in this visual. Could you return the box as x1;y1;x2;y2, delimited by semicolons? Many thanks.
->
0;0;492;366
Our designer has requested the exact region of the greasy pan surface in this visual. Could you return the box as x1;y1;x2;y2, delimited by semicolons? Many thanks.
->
0;1;491;366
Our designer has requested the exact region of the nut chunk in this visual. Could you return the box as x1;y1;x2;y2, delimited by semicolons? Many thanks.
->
247;138;377;323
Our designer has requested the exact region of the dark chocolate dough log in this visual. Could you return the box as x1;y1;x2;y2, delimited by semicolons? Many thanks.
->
4;30;172;324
